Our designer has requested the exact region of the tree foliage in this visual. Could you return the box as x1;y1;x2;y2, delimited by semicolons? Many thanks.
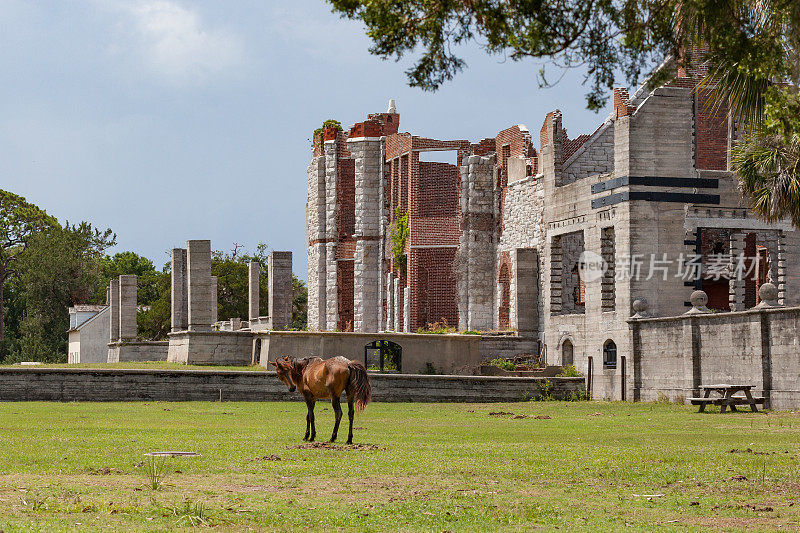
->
329;0;683;110
0;190;58;343
329;1;799;110
733;88;800;227
389;207;409;277
332;0;800;224
7;222;115;362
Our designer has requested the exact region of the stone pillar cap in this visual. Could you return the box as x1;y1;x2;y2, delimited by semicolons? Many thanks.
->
756;282;781;308
630;297;651;318
684;290;711;315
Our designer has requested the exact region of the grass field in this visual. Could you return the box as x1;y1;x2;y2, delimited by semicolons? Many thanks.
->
0;401;798;532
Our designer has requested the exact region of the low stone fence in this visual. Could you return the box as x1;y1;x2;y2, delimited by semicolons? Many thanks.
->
256;331;541;374
0;368;584;403
167;331;253;366
630;305;800;410
107;341;168;363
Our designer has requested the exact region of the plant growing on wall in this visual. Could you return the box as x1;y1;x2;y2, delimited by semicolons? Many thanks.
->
389;207;409;277
312;119;343;145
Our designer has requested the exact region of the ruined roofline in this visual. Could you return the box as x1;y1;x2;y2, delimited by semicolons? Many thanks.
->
553;55;678;169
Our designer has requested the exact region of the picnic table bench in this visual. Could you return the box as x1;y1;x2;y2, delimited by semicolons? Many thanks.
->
688;384;765;413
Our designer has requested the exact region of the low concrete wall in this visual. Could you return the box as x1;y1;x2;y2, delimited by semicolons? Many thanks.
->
0;368;584;403
256;331;484;374
164;330;542;374
167;331;253;365
478;335;539;361
630;306;800;410
107;341;168;363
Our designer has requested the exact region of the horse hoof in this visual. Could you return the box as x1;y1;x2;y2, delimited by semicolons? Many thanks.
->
346;440;353;445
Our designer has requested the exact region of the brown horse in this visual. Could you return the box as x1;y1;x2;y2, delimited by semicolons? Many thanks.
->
269;355;371;444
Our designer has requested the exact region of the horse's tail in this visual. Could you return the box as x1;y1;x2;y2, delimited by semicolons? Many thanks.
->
347;360;372;411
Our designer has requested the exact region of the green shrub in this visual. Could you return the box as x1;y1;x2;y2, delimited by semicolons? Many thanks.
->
556;365;581;377
488;358;515;371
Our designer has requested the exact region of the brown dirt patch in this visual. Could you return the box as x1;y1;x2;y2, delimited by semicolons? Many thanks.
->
251;455;281;462
84;467;120;475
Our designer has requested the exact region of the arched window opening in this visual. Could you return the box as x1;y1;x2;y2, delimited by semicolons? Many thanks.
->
561;339;574;367
364;340;402;372
603;340;617;369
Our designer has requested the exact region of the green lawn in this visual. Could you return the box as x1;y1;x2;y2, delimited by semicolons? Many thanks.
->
0;401;797;532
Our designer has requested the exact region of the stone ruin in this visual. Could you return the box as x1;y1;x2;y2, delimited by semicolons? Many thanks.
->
102;239;294;365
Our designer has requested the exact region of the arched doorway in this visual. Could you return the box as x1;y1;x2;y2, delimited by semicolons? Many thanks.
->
364;340;402;372
498;263;511;329
561;339;574;367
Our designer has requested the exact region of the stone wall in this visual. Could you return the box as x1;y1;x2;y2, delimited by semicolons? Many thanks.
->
257;331;482;375
631;306;800;410
478;335;539;361
0;368;583;403
167;331;254;366
107;341;169;363
562;122;614;185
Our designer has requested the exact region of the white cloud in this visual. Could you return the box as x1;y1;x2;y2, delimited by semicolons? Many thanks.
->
102;0;244;84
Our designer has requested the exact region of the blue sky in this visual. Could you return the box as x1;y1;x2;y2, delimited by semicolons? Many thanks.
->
0;0;626;279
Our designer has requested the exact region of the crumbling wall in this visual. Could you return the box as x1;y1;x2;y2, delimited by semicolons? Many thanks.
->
562;123;614;185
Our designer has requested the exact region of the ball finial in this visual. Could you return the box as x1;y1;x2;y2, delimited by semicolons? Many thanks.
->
684;290;711;315
757;283;780;308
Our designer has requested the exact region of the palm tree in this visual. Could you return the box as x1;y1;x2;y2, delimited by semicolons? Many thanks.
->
678;0;800;225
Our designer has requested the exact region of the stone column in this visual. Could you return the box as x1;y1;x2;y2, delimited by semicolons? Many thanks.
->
269;251;293;330
729;232;746;311
777;231;787;305
458;154;496;331
349;137;383;332
118;274;137;341
385;272;394;331
307;155;327;330
403;286;410;333
210;276;218;324
171;248;188;332
393;278;401;332
187;239;213;332
109;279;120;342
248;261;260;322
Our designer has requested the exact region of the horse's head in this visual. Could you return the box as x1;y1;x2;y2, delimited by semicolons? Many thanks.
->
269;356;297;392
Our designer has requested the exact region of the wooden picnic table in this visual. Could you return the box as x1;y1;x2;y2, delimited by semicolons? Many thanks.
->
688;384;765;413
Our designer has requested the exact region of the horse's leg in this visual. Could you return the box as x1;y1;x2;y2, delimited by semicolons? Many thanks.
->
304;398;316;442
328;387;343;443
346;396;355;445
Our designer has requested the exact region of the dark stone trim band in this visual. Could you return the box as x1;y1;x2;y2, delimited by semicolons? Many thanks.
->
591;191;720;209
591;175;719;194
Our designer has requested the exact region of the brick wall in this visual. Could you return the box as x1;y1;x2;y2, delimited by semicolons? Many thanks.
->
409;247;458;330
412;162;460;245
337;158;355;239
694;89;729;170
337;260;354;331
